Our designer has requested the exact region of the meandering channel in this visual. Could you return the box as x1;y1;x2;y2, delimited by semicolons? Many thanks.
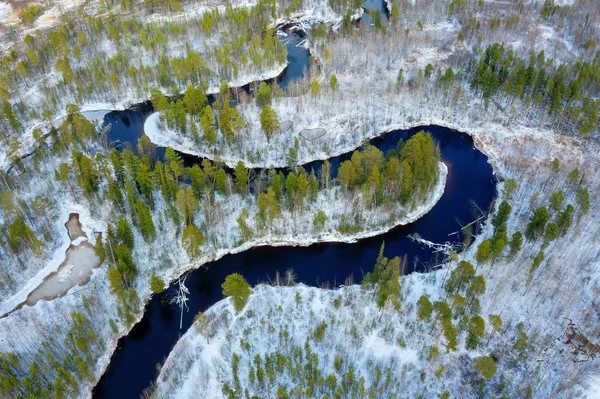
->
93;124;496;399
92;4;496;398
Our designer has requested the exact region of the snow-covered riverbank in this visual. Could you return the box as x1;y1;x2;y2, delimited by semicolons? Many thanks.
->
150;145;600;399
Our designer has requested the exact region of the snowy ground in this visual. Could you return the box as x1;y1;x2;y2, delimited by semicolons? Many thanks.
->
0;147;446;398
1;1;600;397
152;281;446;398
152;136;600;399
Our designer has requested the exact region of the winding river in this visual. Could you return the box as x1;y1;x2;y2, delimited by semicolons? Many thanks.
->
93;125;495;399
92;5;496;399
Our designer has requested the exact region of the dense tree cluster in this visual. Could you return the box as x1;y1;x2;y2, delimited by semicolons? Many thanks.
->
0;306;115;399
470;43;599;135
338;131;439;207
0;0;301;148
222;333;410;399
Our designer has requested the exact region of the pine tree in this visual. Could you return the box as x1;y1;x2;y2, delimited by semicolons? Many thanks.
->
445;261;475;294
200;105;216;143
108;178;124;210
236;208;253;242
473;356;497;379
525;206;550;240
329;75;338;91
215;169;229;196
337;161;359;189
509;231;523;257
475;239;492;265
135;200;156;241
183;84;208;116
189;164;206;196
115;244;137;283
544;222;559;243
176;186;199;226
107;266;122;292
491;201;511;233
313;210;326;231
487;314;503;344
257;187;280;228
150;273;165;293
466;316;485;350
530;250;545;275
94;234;106;264
549;190;564;213
182;224;205;258
135;157;155;202
260;106;280;139
310;79;321;97
556;204;574;235
271;172;284;201
256;82;272;107
222;273;251;312
116;217;135;249
233;161;249;195
219;101;243;141
417;295;433;322
576;187;590;214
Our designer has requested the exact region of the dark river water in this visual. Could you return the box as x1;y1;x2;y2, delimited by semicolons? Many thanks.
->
93;123;496;399
93;3;496;398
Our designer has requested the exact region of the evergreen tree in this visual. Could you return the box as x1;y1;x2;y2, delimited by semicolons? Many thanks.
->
150;273;165;293
375;256;402;312
260;106;280;139
337;161;359;189
525;206;550;240
475;239;491;264
7;217;38;253
176;186;199;226
544;222;559;243
445;261;475;294
473;356;497;379
215;169;229;195
576;187;590;214
466;316;485;350
491;201;511;233
313;210;326;231
417;295;433;322
222;273;251;312
219;101;243;141
94;234;106;264
257;187;280;228
237;208;253;242
310;79;321;97
116;217;135;249
183;84;208;116
189;164;206;197
509;231;523;257
182;224;205;258
556;204;574;235
135;156;155;202
233;161;249;195
256;82;272;107
549;190;564;213
488;314;503;342
135;200;156;241
200;105;216;143
329;75;338;91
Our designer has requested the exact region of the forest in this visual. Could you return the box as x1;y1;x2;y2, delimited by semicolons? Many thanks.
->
0;0;599;398
0;95;443;397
